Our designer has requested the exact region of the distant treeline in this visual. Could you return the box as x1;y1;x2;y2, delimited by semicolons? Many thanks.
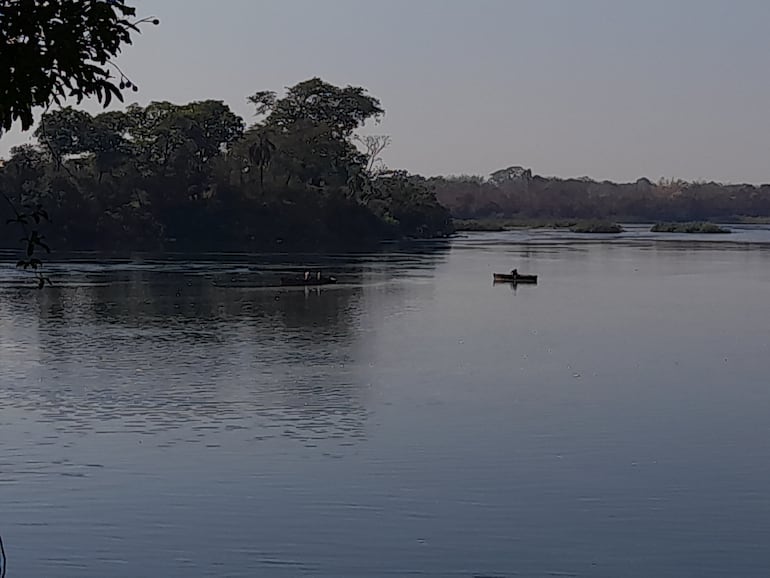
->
5;81;769;257
0;78;453;252
432;166;770;222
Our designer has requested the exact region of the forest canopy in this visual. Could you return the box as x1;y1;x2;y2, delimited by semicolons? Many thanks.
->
0;78;454;251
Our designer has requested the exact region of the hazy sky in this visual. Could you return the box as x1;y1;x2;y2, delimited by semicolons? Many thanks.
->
5;0;770;183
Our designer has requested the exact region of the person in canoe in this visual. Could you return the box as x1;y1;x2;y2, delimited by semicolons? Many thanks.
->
510;268;518;278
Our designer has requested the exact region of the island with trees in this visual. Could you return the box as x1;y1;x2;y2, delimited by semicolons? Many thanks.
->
0;79;454;253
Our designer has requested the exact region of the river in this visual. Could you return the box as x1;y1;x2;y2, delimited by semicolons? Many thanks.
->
2;225;770;577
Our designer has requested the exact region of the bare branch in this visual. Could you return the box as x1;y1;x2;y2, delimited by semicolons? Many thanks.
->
353;134;391;174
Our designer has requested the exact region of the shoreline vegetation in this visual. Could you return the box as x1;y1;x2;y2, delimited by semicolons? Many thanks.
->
2;78;769;253
650;222;731;234
453;218;624;233
0;79;453;253
453;218;580;231
454;218;740;234
454;219;737;234
435;168;770;233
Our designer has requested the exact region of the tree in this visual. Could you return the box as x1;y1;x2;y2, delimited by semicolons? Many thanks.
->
122;101;243;170
368;170;454;238
247;130;276;194
354;134;391;174
247;79;381;191
250;78;383;139
1;0;157;284
0;0;158;133
489;166;532;187
0;81;457;254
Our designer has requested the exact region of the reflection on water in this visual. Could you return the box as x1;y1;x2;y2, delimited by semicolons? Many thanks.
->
0;246;449;447
2;232;770;577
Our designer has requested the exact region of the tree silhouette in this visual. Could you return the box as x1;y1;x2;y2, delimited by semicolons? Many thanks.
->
0;0;158;133
248;132;277;194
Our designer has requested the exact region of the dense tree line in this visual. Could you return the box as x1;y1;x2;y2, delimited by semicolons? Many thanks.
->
434;166;770;222
0;79;453;252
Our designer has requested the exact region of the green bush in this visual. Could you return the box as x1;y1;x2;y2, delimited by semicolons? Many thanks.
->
651;222;730;234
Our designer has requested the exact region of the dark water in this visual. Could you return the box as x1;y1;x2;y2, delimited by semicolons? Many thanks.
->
2;226;770;577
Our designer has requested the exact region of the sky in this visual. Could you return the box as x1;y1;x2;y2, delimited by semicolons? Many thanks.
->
5;0;770;183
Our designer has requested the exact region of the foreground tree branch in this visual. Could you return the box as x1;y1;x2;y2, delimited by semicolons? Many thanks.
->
0;0;157;284
0;0;159;132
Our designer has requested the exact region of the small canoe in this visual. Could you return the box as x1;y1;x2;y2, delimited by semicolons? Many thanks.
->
280;276;337;287
493;273;538;284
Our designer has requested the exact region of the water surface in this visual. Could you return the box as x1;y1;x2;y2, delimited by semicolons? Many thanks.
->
2;228;770;577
